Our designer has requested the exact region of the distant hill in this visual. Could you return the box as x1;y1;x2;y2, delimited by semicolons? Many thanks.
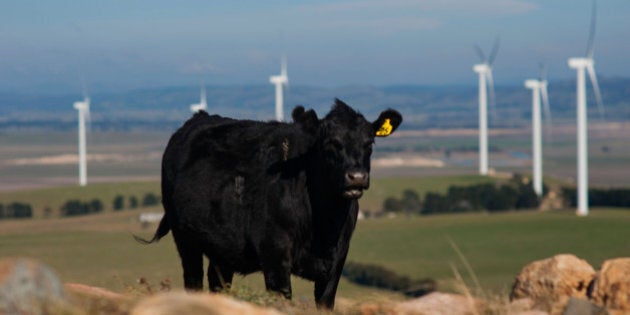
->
1;77;628;131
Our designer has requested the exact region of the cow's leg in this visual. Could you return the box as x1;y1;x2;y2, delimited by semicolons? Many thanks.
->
260;237;292;299
314;249;350;309
314;275;340;309
173;235;204;290
208;262;233;292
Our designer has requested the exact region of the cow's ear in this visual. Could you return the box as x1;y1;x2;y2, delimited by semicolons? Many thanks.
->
292;106;319;134
373;109;402;137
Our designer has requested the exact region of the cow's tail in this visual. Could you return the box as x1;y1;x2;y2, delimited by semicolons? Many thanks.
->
134;212;171;244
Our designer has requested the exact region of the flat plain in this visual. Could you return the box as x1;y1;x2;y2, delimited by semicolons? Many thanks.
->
1;125;629;304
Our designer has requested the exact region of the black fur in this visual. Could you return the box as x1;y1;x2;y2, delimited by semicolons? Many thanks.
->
138;99;402;309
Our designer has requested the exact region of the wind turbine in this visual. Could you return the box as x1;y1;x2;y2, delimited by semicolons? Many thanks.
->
472;37;499;176
269;55;288;121
190;86;208;113
73;96;90;186
567;0;604;217
524;66;552;198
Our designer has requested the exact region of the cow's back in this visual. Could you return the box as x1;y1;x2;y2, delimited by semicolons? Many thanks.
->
163;113;316;273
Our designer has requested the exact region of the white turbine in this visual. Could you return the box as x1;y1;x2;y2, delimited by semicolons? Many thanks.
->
524;67;551;198
190;86;208;113
269;55;288;121
567;0;604;217
73;96;90;186
472;38;499;176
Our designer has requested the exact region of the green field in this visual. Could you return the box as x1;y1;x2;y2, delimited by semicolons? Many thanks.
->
1;179;629;304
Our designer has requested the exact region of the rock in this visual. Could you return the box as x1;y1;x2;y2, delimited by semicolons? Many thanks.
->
393;292;482;315
130;291;285;315
562;297;608;315
65;283;133;314
590;257;630;314
0;257;68;315
510;254;596;314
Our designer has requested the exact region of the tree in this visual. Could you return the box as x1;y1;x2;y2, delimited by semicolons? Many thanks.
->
142;193;160;207
129;196;138;209
113;195;125;211
383;197;404;213
422;192;449;214
401;189;422;215
90;199;104;213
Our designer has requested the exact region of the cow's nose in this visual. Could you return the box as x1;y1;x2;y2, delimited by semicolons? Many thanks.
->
345;171;369;187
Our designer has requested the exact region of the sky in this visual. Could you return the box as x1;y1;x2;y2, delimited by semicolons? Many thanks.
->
1;0;630;94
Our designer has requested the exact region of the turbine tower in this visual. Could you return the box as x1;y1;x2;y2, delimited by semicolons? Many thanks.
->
73;96;90;187
190;86;208;113
269;55;288;121
524;67;551;198
472;38;499;176
567;0;604;217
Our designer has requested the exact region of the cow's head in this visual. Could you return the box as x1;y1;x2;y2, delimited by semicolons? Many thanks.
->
293;99;402;199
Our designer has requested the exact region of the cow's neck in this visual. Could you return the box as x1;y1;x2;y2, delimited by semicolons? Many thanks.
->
306;162;358;254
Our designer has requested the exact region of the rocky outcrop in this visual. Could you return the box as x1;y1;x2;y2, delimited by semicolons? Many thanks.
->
590;258;630;314
1;255;627;315
510;254;596;313
0;257;68;315
511;254;630;315
393;292;483;315
130;291;284;315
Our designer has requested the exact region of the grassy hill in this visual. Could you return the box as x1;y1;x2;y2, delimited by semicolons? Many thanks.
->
1;178;629;304
0;175;496;218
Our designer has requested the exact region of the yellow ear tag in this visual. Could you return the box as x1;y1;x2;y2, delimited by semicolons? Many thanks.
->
376;118;393;137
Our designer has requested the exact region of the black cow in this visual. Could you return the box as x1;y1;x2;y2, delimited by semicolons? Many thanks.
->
137;99;402;309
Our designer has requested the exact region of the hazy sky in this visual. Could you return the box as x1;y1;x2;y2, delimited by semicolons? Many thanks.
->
1;0;629;93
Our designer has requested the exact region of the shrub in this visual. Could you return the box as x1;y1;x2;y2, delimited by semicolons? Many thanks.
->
113;195;125;211
60;199;103;217
90;199;104;213
383;197;404;213
342;261;435;297
562;187;630;208
142;193;160;207
129;196;138;209
0;202;34;219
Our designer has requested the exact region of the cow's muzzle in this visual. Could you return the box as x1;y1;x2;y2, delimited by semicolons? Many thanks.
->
343;171;369;199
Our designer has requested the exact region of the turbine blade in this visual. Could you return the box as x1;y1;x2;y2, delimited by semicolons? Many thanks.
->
486;70;497;121
281;54;287;77
488;36;501;65
587;64;606;121
85;98;91;123
487;70;495;106
201;86;207;106
474;45;486;62
541;81;552;125
539;62;547;81
586;0;597;58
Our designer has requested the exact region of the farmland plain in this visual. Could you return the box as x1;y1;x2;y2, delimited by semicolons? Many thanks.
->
0;125;629;304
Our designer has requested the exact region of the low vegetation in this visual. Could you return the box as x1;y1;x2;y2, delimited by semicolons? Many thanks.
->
1;177;629;310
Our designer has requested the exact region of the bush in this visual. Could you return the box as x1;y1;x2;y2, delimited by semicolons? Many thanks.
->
60;199;103;217
129;196;138;209
383;197;404;213
142;193;160;207
0;202;33;219
342;261;436;297
90;199;104;213
562;187;630;208
113;195;125;211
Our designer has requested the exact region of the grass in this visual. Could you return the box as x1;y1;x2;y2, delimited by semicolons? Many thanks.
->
348;209;630;294
1;199;629;305
361;175;497;211
0;181;160;218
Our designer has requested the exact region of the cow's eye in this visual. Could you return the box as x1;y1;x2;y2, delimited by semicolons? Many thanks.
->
326;139;343;151
364;141;374;150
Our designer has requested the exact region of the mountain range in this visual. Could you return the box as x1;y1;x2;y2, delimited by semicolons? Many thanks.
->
0;77;628;132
